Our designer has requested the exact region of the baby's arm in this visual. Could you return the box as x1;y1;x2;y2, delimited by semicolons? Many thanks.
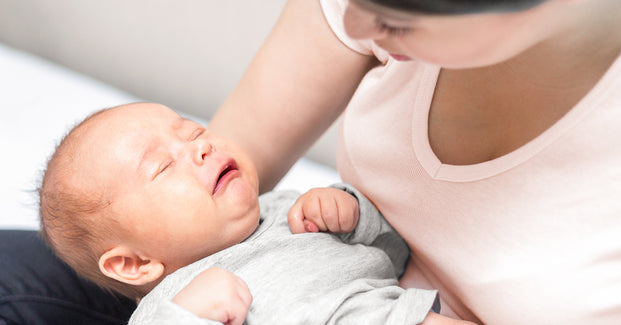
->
172;267;252;325
288;187;359;234
290;184;410;275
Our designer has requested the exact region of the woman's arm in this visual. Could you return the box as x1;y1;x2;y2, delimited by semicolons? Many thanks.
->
209;0;378;192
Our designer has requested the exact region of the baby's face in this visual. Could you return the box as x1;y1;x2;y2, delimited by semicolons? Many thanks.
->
79;103;260;269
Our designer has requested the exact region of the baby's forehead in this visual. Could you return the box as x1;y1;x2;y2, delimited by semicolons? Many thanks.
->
110;104;185;128
50;104;182;185
72;115;142;165
77;104;191;158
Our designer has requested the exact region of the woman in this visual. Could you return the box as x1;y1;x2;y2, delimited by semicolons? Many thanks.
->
209;0;621;323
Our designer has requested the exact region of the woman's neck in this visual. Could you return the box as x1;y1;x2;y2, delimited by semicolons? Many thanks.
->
497;0;621;92
428;0;621;165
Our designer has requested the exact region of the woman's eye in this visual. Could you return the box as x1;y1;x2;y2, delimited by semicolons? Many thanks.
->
374;17;410;36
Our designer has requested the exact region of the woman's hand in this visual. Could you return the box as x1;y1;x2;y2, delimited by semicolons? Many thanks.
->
288;187;359;234
172;267;252;325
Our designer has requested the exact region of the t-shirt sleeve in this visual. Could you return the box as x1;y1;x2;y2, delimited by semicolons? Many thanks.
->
331;183;411;278
319;0;390;64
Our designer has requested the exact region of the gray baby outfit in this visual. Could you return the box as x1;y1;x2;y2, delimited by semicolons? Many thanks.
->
129;184;438;324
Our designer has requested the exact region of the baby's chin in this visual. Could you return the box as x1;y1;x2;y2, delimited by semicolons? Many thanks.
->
247;206;261;233
221;179;261;220
221;175;259;200
236;202;261;242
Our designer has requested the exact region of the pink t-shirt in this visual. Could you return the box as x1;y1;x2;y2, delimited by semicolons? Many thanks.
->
321;0;621;323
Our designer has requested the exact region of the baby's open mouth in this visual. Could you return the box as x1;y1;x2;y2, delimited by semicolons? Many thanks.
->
213;162;239;195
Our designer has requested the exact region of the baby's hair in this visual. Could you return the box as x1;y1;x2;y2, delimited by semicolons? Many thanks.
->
362;0;547;14
39;107;143;300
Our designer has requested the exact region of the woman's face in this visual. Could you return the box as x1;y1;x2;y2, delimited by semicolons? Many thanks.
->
343;0;561;68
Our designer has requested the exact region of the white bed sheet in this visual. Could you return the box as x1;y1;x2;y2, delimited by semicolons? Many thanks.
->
0;43;339;230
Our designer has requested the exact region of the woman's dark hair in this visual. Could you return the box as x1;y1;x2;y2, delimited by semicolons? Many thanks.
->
365;0;548;14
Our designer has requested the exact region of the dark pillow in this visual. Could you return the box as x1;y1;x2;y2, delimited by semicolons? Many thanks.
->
0;230;136;325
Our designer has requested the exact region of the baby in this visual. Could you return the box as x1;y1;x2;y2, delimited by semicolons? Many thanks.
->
39;103;471;325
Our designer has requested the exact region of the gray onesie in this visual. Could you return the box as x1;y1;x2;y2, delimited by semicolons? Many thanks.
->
129;184;438;324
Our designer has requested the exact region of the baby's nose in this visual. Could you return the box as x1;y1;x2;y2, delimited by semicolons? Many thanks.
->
192;140;213;165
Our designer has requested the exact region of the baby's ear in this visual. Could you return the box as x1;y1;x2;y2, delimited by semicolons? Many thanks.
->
99;246;164;286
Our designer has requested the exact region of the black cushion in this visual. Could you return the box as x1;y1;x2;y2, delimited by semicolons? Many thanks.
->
0;230;136;325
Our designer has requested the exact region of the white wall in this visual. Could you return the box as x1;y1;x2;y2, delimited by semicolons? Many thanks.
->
0;0;338;167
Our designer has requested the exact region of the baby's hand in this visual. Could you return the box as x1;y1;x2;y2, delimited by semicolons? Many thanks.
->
172;267;252;325
288;187;359;234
